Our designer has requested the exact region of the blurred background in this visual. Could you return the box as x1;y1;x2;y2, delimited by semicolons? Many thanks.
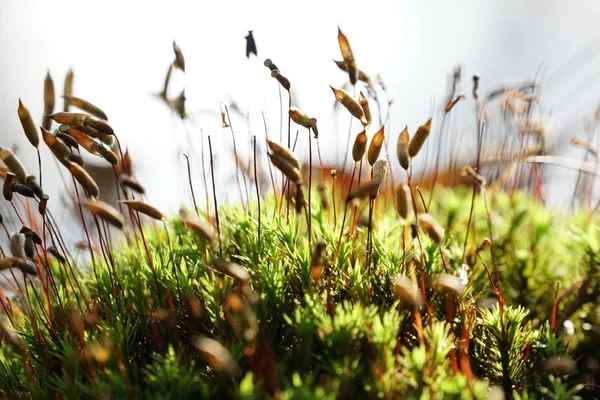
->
2;0;600;236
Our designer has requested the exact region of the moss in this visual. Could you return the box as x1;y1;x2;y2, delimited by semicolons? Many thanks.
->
0;187;598;399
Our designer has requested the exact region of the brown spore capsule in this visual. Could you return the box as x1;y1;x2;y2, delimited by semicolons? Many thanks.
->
396;126;410;170
408;118;432;158
121;200;166;221
352;130;367;162
367;126;385;166
18;99;39;148
0;147;27;183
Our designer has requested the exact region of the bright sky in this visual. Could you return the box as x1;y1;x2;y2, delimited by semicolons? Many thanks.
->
2;0;600;226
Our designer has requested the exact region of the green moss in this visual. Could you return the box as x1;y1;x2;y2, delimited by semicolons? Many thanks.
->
1;187;598;399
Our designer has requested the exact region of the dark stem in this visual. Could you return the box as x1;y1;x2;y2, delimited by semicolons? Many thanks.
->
208;136;223;257
182;154;199;215
307;128;312;247
254;136;261;248
224;104;247;212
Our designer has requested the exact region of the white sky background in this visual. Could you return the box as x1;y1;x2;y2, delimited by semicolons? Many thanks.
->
2;0;600;230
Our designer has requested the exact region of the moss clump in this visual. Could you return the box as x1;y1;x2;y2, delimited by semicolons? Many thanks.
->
0;187;598;399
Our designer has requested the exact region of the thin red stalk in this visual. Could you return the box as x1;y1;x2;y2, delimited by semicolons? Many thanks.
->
351;159;363;235
332;164;357;269
133;212;164;310
551;282;560;331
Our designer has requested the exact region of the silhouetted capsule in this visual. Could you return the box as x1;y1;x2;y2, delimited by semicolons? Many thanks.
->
24;235;35;259
20;226;42;245
545;357;576;376
309;118;319;138
11;183;35;198
330;86;368;126
56;132;79;150
179;208;216;243
289;107;312;129
271;70;291;91
337;26;358;85
263;59;278;72
66;161;100;198
346;181;381;203
317;183;329;210
183;293;203;318
82;199;125;230
63;69;74;112
3;172;15;201
0;320;27;355
25;176;43;198
70;125;112;145
434;273;465;296
192;336;241;378
332;60;373;86
417;213;444;244
310;239;327;282
367;126;385;166
84;117;113;136
410;223;418;239
121;200;165;221
371;159;388;185
16;258;38;276
120;148;133;176
358;92;371;125
445;95;465;113
47;246;66;263
169;90;187;119
476;238;491;254
267;140;301;171
269;153;302;186
396;126;410;170
18;99;39;148
67;153;84;167
68;127;100;155
0;147;27;184
10;233;26;259
212;258;250;282
394;275;423;308
41;127;70;164
93;143;118;165
245;30;257;58
43;71;55;131
50;113;114;135
352;130;367;162
172;40;185;72
120;177;145;194
62;95;108;121
49;112;86;127
294;185;306;213
395;183;411;220
408;118;432;158
38;194;49;215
